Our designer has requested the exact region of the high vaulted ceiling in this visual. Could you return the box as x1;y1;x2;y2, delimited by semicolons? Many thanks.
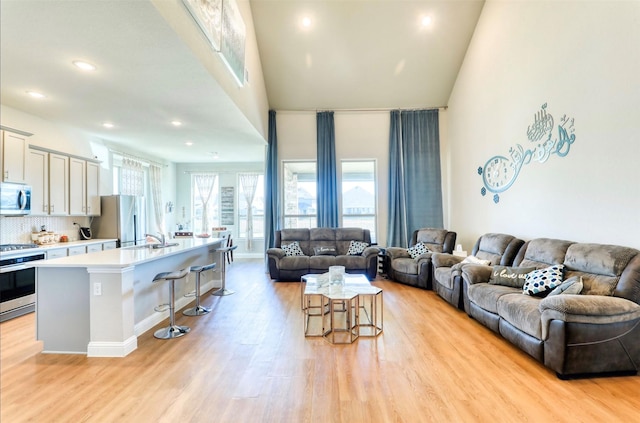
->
0;0;484;163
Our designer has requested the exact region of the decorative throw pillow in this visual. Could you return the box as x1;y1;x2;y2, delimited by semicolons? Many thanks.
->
548;276;583;296
347;240;369;255
523;264;564;297
461;255;491;266
313;246;337;256
407;242;430;259
489;266;536;288
281;241;305;257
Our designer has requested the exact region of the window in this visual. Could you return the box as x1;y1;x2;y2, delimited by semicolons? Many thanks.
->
238;173;264;239
342;160;377;242
283;161;317;228
191;173;219;234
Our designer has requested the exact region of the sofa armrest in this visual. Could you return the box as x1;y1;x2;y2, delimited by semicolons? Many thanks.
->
266;247;286;260
459;264;493;285
539;295;640;339
362;246;381;258
432;252;464;268
386;247;410;260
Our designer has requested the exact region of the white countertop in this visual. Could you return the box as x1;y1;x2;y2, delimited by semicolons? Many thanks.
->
0;239;118;259
32;237;225;269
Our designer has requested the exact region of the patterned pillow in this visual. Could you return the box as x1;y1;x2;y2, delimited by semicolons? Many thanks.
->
347;240;369;255
547;276;583;296
407;242;430;259
489;266;536;288
281;241;305;257
523;264;564;297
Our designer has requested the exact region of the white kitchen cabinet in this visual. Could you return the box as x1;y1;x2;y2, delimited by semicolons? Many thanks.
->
86;161;100;216
69;158;86;215
102;241;117;250
86;244;102;253
26;149;69;216
46;248;67;259
49;153;70;215
26;149;49;215
70;158;100;216
1;130;28;183
67;245;86;256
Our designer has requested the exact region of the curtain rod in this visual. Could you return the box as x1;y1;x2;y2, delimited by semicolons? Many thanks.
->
276;106;448;113
109;149;168;168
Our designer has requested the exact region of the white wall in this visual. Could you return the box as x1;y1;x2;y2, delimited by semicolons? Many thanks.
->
446;0;640;250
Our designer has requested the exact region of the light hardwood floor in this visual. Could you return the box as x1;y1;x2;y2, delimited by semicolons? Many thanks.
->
1;259;639;422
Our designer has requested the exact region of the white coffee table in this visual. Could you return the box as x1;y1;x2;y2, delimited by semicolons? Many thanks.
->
301;274;383;343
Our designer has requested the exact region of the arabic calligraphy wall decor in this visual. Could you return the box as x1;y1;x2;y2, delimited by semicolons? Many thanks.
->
477;103;576;203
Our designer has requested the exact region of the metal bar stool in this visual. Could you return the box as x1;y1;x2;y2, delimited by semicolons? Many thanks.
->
212;245;238;296
183;262;216;316
153;267;191;339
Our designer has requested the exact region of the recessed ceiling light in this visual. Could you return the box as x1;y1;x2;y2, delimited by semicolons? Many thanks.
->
171;120;182;126
26;91;46;99
102;122;114;128
185;141;193;146
302;17;311;28
72;60;96;71
421;16;433;27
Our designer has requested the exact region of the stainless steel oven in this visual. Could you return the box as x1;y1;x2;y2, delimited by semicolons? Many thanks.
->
0;245;44;322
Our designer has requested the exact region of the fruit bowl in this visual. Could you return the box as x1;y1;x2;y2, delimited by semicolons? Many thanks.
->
196;233;210;238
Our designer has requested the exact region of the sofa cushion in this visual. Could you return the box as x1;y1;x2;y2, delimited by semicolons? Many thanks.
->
415;229;447;253
468;283;520;314
497;294;543;339
408;242;430;259
517;238;574;268
335;254;368;270
278;255;309;270
282;241;305;257
489;266;536;288
309;255;337;269
347;240;369;255
548;276;583;296
564;243;637;296
523;265;564;297
475;234;517;264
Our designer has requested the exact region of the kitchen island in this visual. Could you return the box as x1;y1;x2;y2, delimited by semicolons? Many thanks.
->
32;237;225;357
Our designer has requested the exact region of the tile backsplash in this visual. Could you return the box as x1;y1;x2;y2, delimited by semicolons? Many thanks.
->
0;215;91;244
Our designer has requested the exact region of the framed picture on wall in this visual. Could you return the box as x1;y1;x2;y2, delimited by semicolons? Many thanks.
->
182;0;223;51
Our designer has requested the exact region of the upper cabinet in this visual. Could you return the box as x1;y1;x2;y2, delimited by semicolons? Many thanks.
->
70;158;100;216
1;130;28;183
27;148;70;216
86;161;100;216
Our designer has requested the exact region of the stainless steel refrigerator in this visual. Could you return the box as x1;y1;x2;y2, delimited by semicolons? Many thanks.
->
92;195;146;247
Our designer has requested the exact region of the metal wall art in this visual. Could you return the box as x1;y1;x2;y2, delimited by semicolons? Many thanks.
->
477;103;576;203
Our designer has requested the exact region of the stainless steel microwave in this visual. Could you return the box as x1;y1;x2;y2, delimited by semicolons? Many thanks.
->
0;182;31;215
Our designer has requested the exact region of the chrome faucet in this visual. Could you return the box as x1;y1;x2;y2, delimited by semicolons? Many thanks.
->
145;233;165;246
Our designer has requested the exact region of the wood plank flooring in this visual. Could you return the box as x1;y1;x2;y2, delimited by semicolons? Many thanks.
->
1;259;639;422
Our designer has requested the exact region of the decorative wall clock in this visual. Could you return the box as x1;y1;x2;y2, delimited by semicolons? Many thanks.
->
478;103;576;203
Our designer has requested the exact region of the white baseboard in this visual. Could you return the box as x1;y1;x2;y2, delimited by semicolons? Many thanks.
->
87;336;137;357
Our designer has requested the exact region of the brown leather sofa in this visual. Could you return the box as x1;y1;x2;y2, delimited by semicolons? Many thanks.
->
431;233;524;309
460;238;640;378
384;228;456;289
266;228;380;281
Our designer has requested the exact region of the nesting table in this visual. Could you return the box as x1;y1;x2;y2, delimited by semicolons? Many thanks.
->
301;274;383;344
